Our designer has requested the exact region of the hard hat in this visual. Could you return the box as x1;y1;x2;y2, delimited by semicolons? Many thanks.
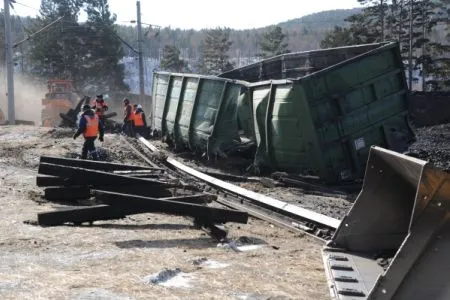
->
137;104;142;109
82;104;91;111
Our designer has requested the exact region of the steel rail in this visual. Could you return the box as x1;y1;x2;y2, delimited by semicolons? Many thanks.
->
133;136;340;240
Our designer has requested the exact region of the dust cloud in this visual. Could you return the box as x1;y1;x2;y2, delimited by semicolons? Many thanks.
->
0;66;47;125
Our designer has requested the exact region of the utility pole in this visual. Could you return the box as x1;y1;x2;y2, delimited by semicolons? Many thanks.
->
136;1;145;105
4;0;15;124
408;0;414;91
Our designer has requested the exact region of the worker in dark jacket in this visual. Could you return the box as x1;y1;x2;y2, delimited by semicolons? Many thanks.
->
133;104;148;137
73;104;104;160
122;98;134;136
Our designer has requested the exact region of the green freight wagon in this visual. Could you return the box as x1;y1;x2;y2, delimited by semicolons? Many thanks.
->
151;72;247;157
219;43;385;82
247;42;416;183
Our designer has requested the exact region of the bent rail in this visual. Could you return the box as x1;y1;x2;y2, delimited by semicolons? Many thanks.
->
137;136;340;232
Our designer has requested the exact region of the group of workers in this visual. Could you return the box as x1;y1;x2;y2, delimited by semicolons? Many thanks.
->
73;94;149;160
122;98;148;137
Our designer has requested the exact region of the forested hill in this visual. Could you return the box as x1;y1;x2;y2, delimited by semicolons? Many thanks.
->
1;7;362;67
278;8;362;30
115;8;362;59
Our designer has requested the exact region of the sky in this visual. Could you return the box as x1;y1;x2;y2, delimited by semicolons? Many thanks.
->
3;0;362;30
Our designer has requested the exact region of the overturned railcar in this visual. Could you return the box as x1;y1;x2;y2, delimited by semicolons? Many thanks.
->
219;43;386;82
240;42;415;183
151;72;248;157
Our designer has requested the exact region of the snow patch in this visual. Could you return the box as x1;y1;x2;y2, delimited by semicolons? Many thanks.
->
191;257;229;269
142;268;194;288
217;240;266;252
236;245;265;252
203;260;230;269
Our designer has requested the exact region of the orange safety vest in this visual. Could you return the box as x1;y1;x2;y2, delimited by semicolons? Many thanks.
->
83;114;99;138
125;104;134;121
134;111;144;126
94;102;108;116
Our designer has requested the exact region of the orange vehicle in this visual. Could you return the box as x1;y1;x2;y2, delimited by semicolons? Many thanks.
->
41;80;77;127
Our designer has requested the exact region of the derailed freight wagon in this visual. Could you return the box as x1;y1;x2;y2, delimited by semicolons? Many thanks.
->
242;42;416;183
219;43;385;82
151;72;248;157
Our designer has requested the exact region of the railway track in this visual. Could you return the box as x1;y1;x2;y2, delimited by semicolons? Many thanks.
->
121;135;340;242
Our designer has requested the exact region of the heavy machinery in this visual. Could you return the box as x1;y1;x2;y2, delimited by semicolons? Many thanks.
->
41;80;77;127
322;146;450;299
58;95;120;131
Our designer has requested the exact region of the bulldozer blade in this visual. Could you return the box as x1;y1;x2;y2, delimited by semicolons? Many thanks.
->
59;113;76;126
59;96;91;127
322;146;450;300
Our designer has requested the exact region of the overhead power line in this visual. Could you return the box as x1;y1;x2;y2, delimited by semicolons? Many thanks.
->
13;1;40;12
10;4;32;34
13;16;65;48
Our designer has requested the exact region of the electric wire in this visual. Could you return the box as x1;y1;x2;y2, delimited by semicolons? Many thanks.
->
12;1;40;12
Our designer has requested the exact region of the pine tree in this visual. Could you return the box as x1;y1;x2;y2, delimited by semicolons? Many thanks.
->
29;0;127;93
82;0;127;92
357;0;391;41
320;0;449;91
259;26;290;58
199;28;234;75
30;0;88;88
320;13;378;48
425;0;450;90
160;45;187;72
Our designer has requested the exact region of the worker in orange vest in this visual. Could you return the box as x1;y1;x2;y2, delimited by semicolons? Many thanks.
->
92;94;109;122
73;104;104;160
133;104;148;137
122;98;134;136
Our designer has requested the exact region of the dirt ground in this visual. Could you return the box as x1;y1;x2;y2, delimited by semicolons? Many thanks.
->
0;126;331;300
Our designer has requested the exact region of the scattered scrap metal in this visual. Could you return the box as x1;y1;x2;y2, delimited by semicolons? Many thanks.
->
35;156;248;241
59;95;120;130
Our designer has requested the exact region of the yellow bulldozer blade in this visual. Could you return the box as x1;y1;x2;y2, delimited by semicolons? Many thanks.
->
322;146;450;299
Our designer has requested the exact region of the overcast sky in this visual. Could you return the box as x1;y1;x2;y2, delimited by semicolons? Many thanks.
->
3;0;361;30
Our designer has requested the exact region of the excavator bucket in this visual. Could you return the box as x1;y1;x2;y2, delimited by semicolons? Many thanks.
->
322;146;450;300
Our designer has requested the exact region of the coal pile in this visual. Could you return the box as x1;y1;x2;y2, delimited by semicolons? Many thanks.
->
408;123;450;170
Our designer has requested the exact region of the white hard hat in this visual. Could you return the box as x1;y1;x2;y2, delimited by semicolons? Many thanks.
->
137;104;142;109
